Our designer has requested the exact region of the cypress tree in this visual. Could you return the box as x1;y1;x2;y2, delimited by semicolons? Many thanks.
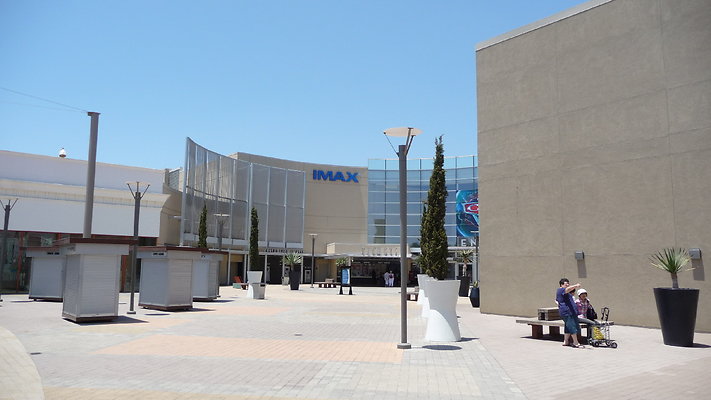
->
197;203;208;248
420;136;449;280
249;207;260;271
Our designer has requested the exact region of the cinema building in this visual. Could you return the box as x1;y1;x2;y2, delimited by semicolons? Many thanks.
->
0;139;478;292
174;139;478;286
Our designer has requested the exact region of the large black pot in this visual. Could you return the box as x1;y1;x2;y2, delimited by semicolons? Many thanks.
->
469;287;480;308
459;276;471;297
653;287;699;347
289;269;301;290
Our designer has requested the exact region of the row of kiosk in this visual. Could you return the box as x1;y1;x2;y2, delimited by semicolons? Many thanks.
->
25;238;229;322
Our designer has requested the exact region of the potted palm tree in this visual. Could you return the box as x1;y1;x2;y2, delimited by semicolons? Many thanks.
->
458;250;474;297
651;248;698;347
283;252;302;290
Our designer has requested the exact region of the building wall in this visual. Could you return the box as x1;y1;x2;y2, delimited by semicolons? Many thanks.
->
231;153;368;256
0;150;170;238
476;0;711;331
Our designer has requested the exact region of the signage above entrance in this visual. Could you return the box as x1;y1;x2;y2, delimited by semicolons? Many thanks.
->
312;170;359;183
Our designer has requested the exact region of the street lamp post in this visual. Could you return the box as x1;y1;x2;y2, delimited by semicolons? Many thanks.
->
309;233;317;288
83;112;100;238
126;182;150;314
214;213;230;289
475;233;479;283
383;127;422;350
214;214;230;251
0;199;18;303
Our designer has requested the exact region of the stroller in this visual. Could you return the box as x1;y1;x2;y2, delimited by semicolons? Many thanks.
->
588;306;617;348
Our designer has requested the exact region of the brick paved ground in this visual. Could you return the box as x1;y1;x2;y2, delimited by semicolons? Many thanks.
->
1;285;710;399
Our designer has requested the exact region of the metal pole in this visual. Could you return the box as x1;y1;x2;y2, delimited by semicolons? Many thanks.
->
475;234;479;283
0;202;10;302
128;189;141;314
217;220;224;251
397;144;411;349
83;112;100;238
217;219;224;292
310;234;316;288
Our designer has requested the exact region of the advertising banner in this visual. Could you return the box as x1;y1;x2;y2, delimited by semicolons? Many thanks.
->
341;267;351;286
456;190;479;240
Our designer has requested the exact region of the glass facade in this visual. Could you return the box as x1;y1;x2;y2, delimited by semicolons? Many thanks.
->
367;155;478;247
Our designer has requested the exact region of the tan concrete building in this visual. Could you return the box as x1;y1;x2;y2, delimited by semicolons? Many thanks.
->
229;151;371;283
476;0;710;331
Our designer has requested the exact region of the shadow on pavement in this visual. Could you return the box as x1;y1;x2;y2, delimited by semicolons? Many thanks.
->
423;345;462;351
74;315;149;325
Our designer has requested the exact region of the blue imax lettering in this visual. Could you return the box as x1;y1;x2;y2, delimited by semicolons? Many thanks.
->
312;170;359;183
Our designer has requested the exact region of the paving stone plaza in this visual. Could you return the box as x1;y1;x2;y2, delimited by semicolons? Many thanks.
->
1;285;710;399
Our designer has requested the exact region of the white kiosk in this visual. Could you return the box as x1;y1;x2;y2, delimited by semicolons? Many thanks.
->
138;246;203;311
61;238;130;322
27;247;65;301
192;251;225;301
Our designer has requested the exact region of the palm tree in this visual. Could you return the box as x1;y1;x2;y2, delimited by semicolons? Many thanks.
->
651;248;693;288
459;249;474;277
283;253;303;269
283;252;302;277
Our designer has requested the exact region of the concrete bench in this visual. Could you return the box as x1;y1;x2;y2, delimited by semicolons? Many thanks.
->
516;318;613;341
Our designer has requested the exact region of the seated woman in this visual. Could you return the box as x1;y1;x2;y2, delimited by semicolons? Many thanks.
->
576;288;599;326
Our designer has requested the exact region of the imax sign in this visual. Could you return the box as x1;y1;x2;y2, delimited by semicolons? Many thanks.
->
312;170;359;183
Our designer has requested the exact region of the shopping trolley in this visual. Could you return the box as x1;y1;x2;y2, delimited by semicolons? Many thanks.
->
588;306;617;348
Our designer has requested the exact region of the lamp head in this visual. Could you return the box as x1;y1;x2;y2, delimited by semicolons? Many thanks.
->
383;127;423;137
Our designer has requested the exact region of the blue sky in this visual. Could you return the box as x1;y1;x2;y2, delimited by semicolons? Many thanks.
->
1;0;586;170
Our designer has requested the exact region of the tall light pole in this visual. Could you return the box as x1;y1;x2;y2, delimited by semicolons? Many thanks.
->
0;199;18;303
475;233;479;283
214;214;230;251
83;112;100;238
215;213;230;288
309;233;317;288
384;127;422;350
126;182;150;314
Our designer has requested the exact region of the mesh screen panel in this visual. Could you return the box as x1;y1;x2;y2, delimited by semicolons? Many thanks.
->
183;138;305;248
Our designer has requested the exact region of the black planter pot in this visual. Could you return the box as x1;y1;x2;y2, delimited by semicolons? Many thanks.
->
469;287;480;308
653;287;699;347
459;276;471;297
289;270;300;290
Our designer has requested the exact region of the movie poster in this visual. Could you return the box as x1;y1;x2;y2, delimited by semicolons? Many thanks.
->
455;190;479;239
